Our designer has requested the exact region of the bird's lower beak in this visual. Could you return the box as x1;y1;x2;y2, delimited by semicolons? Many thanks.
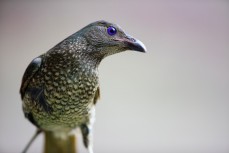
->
124;35;147;53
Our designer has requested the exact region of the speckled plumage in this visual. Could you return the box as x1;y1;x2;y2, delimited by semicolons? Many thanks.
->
20;20;146;153
22;37;99;132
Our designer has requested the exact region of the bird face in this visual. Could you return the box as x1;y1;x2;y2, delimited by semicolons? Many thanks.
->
80;20;146;58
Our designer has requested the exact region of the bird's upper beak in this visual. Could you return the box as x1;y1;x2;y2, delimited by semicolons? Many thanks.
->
123;35;147;53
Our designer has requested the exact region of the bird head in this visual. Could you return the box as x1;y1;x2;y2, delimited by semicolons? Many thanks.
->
78;20;146;58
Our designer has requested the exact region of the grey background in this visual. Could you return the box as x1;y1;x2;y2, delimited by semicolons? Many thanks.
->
0;1;229;153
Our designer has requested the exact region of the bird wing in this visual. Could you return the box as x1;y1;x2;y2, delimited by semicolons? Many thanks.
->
20;56;43;99
93;86;100;104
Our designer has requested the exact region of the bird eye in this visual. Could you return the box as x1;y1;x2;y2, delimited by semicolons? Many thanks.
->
107;26;117;36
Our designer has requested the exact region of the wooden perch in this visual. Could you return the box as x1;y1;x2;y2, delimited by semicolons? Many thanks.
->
44;131;77;153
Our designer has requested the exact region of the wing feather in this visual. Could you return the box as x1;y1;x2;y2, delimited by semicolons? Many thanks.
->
93;86;100;105
20;56;42;99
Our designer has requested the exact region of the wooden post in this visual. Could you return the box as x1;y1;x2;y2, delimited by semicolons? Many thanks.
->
44;131;77;153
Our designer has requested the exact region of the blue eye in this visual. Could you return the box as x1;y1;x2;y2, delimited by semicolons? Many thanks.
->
107;26;117;36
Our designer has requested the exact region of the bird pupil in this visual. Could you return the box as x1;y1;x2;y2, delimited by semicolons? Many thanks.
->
107;26;117;36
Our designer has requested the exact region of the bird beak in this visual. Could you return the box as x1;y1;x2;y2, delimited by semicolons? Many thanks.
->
123;35;147;53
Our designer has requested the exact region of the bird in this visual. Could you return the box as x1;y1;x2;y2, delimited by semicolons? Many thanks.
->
20;20;146;153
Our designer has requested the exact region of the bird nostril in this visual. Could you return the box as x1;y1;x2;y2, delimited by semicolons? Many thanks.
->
126;36;136;42
130;38;136;42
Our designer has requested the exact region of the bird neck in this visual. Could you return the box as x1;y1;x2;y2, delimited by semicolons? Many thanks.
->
77;52;102;70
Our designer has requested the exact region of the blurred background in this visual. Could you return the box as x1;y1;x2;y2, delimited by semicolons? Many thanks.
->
0;0;229;153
